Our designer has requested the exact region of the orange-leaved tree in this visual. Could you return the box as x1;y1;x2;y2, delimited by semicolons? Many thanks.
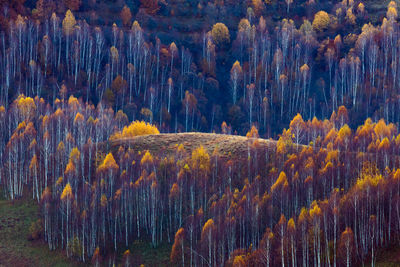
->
171;227;185;265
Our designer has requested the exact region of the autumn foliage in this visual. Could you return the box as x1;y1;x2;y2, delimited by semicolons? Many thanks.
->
1;0;400;265
0;96;399;265
111;121;160;140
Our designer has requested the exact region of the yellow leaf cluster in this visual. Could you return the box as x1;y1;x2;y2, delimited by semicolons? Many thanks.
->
69;147;81;163
287;218;296;232
312;11;330;32
191;145;210;173
356;173;383;190
201;219;215;240
141;150;154;166
271;171;288;193
61;183;73;201
17;95;36;120
98;153;119;172
378;137;390;151
62;10;76;36
74;112;84;125
246;125;259;138
276;129;293;155
233;255;246;267
111;120;159;140
309;201;321;218
211;23;230;46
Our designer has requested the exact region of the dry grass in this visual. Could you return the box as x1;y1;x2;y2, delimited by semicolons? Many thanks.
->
110;132;277;158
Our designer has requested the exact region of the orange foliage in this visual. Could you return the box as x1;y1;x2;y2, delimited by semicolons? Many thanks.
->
169;183;179;199
271;171;288;193
170;228;185;263
201;219;215;241
246;125;259;138
69;147;81;163
60;183;73;201
233;255;246;266
74;112;84;125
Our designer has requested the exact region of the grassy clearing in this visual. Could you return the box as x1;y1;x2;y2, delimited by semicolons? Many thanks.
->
0;195;82;267
126;240;171;266
0;193;170;266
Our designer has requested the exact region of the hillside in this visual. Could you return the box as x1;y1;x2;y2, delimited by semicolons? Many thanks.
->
110;132;276;158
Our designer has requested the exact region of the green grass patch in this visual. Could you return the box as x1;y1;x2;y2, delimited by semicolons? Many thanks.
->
125;240;171;266
0;197;84;267
0;193;171;266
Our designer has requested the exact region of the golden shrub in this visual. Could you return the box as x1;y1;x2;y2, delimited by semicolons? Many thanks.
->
111;120;159;140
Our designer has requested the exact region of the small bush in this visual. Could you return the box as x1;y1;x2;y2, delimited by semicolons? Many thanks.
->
111;120;160;140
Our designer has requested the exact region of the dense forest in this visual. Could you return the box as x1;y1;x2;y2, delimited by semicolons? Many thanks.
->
1;0;400;135
0;0;400;266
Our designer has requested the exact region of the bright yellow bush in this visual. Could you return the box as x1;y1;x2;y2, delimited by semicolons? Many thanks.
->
111;120;160;140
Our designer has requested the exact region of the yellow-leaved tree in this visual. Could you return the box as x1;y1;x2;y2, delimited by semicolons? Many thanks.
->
110;120;160;140
211;23;230;47
61;182;74;253
312;11;330;32
17;95;36;121
170;228;185;265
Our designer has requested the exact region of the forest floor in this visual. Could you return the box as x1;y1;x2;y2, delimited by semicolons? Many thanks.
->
370;244;400;267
